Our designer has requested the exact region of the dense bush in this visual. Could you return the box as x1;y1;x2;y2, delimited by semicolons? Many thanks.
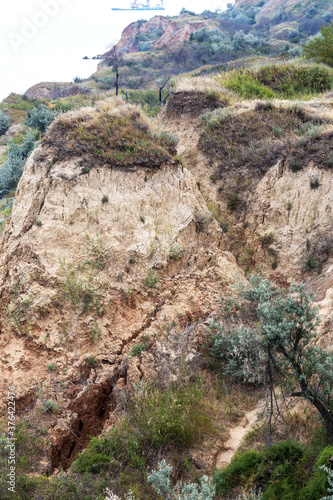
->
255;62;333;96
213;441;333;499
25;104;57;133
122;89;160;117
303;23;333;66
223;70;277;99
0;110;10;136
0;131;38;198
190;27;267;60
222;62;333;99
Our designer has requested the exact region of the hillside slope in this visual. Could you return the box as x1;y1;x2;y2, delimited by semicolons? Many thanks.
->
0;98;241;480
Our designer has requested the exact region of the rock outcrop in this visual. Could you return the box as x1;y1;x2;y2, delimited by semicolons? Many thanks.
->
102;15;210;56
25;82;88;100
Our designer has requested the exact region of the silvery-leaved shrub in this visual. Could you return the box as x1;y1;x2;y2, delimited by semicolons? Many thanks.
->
104;488;135;500
147;459;215;500
0;131;38;198
0;110;10;136
25;104;57;133
237;487;263;500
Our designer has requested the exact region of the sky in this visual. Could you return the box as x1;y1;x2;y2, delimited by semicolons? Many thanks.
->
0;0;229;102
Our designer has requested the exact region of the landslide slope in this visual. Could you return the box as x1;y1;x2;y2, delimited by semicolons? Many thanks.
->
0;97;240;474
157;71;333;303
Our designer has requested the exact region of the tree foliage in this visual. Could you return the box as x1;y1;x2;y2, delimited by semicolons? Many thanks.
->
207;275;333;443
303;23;333;67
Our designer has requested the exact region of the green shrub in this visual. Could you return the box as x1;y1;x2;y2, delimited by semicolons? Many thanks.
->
47;362;57;372
25;104;57;133
157;131;179;148
214;441;305;498
142;268;159;288
302;23;333;67
86;356;96;366
298;122;323;138
0;131;38;199
325;152;333;167
223;63;333;100
74;380;212;476
74;452;111;473
195;213;212;232
42;400;57;413
85;235;109;270
259;232;274;246
301;252;321;273
289;157;303;172
272;125;284;138
214;450;261;495
254;62;333;98
129;343;145;357
300;446;333;499
201;107;233;129
0;110;10;136
309;176;320;189
223;71;277;99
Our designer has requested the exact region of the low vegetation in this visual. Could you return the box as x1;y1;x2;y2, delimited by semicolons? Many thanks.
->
214;440;333;499
199;100;330;211
221;62;333;99
38;98;177;169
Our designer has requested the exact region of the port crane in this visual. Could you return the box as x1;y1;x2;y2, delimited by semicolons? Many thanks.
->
112;0;165;11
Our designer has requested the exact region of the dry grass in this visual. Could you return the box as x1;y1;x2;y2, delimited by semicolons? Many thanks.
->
197;101;333;211
174;75;232;96
39;97;177;170
199;102;326;170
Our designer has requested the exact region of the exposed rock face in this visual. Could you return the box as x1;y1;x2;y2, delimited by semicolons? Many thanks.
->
245;158;333;292
0;98;240;472
102;15;209;55
159;91;333;294
25;82;87;100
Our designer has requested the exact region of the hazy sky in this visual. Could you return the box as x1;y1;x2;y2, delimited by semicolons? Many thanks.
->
0;0;229;101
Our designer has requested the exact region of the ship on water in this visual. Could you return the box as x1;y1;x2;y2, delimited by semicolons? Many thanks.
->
112;0;165;11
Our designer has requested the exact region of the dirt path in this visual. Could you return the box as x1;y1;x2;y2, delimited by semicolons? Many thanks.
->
216;400;265;469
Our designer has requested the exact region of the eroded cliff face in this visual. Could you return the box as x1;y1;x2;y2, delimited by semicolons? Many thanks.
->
0;98;240;472
158;89;333;340
25;82;86;100
102;15;210;55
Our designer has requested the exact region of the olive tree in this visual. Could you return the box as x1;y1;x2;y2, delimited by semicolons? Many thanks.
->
207;275;333;443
